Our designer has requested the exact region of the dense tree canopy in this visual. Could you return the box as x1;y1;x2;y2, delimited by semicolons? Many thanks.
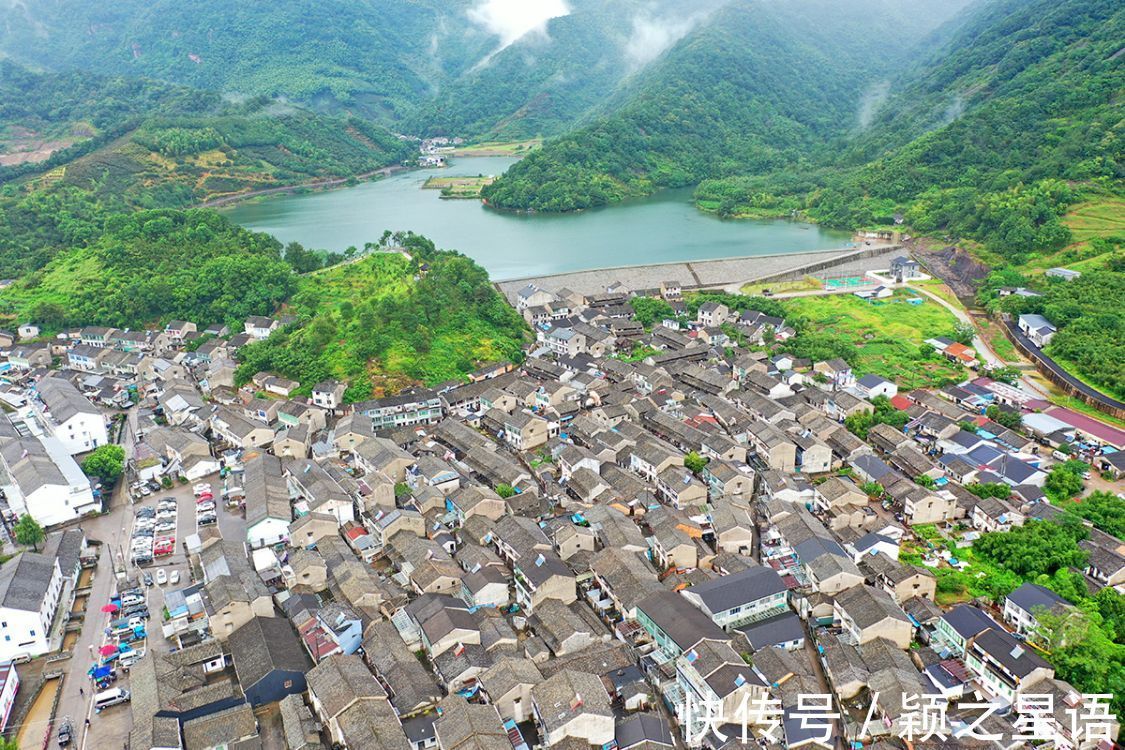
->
974;518;1088;578
233;235;528;399
0;209;297;329
82;444;126;484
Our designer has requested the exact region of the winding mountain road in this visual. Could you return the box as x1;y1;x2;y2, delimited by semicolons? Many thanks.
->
907;284;1051;399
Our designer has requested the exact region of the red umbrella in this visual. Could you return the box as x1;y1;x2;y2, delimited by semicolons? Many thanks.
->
98;644;118;656
100;604;118;613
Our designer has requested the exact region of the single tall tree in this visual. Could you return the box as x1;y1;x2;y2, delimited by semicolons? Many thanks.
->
14;514;44;552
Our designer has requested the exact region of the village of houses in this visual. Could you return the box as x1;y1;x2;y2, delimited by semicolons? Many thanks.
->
0;264;1121;750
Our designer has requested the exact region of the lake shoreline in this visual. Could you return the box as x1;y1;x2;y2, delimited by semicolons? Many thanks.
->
494;243;902;294
222;155;856;280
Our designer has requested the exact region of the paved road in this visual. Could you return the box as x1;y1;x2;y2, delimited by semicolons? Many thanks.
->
908;285;1052;399
1004;321;1125;413
53;488;134;750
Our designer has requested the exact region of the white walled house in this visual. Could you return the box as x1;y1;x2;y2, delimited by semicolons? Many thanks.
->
33;377;108;456
0;429;97;528
1018;314;1057;347
1003;583;1072;637
243;454;292;549
680;566;789;629
0;662;19;732
311;380;347;412
0;553;64;662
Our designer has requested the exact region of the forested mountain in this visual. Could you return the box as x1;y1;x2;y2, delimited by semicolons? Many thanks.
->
695;0;1123;259
0;0;482;122
0;0;969;143
0;0;662;137
481;0;971;211
405;0;729;139
0;63;413;277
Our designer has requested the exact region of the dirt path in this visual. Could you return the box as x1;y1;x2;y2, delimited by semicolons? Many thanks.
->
198;165;406;208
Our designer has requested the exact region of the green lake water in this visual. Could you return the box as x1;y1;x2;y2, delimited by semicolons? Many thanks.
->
224;156;852;280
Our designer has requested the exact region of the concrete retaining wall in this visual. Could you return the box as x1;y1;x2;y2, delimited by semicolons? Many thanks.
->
497;243;901;302
1001;318;1125;421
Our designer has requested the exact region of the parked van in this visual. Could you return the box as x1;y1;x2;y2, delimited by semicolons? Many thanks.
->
94;688;131;710
1051;449;1070;461
119;650;145;668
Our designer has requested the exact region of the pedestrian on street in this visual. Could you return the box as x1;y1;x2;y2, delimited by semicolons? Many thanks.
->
79;687;84;696
85;718;90;727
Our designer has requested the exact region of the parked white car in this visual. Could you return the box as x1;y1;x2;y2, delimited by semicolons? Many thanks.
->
155;568;167;586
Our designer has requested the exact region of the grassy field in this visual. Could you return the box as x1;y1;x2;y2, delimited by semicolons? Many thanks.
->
741;276;822;295
784;291;966;389
908;278;964;308
422;175;496;198
1024;196;1125;272
451;139;542;157
974;315;1019;362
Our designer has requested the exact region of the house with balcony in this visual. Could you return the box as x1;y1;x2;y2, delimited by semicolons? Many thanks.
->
356;390;443;430
964;627;1054;703
680;566;789;630
932;604;1004;657
635;591;726;660
1002;583;1072;638
674;639;768;745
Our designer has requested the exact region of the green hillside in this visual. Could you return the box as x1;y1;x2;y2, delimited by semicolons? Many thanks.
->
0;0;482;123
0;0;687;139
481;0;965;212
233;235;529;400
696;0;1123;262
405;0;678;139
0;64;413;277
0;209;296;329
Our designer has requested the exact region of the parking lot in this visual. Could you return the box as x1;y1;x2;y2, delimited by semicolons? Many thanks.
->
49;468;252;750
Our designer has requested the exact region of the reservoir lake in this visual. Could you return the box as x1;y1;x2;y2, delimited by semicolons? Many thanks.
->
223;156;852;281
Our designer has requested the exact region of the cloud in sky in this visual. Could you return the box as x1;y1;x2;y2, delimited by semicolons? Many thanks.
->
468;0;570;49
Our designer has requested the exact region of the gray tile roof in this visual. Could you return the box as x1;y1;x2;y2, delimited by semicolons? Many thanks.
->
37;376;100;423
636;591;726;652
616;713;674;749
228;616;311;690
685;565;787;612
1006;582;1070;614
941;604;1003;639
183;703;258;750
736;612;805;650
0;553;58;611
243;453;291;527
836;584;910;630
306;654;385;719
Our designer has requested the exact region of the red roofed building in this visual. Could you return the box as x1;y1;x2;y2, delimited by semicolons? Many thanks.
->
943;343;979;367
1045;406;1125;450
